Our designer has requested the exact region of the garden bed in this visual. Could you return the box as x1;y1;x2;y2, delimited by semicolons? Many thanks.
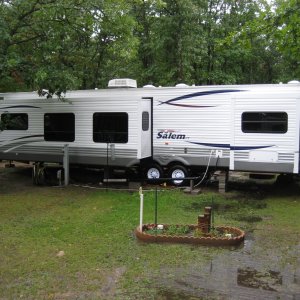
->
135;224;245;246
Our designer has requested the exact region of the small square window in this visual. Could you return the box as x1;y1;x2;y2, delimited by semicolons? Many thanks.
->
242;112;287;134
1;113;28;130
44;113;75;142
93;112;128;143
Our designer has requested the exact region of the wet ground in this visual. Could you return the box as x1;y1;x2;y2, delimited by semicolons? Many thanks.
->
151;173;300;299
155;237;300;299
1;162;300;299
154;201;300;299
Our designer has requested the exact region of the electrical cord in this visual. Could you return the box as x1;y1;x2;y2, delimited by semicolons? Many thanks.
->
194;149;214;188
205;153;220;186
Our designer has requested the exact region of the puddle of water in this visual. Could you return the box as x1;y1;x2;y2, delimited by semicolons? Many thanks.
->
156;288;202;299
237;267;282;292
155;240;300;300
148;184;300;299
242;231;255;253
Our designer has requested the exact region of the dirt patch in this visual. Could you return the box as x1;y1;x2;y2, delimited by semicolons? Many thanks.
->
101;267;126;298
0;162;33;193
237;267;282;292
233;214;263;223
156;287;212;299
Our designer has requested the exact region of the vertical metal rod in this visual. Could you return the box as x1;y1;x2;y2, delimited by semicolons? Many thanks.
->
211;195;214;229
106;142;109;191
154;187;158;227
139;187;144;232
190;179;194;192
63;144;69;186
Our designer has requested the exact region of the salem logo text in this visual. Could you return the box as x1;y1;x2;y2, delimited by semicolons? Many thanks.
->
157;130;187;140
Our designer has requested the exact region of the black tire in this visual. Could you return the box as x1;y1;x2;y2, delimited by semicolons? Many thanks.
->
144;164;164;182
275;174;294;186
168;165;188;186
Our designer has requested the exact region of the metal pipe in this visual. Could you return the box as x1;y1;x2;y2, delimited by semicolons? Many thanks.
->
139;187;144;232
155;187;158;227
63;144;69;186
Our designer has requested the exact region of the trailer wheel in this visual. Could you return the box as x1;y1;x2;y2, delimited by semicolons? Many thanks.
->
169;165;188;186
145;164;163;181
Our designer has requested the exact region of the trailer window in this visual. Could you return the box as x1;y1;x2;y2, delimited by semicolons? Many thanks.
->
142;111;149;131
93;113;128;143
242;112;288;133
44;113;75;142
0;113;28;130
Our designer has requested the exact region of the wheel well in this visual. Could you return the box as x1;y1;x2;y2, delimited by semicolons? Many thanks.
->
167;161;189;171
141;158;160;167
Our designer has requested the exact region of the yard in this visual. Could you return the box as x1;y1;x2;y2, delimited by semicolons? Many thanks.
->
0;164;299;299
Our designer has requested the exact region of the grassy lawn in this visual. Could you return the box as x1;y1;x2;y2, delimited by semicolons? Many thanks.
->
0;168;300;299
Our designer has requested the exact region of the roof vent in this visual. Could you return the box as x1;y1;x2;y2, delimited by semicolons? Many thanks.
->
287;80;300;84
175;83;189;88
143;84;156;88
108;78;137;88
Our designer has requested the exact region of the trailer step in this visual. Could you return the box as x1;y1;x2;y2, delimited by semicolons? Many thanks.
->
103;178;128;183
183;187;202;194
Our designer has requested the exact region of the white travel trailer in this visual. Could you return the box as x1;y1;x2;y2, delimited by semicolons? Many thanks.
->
0;79;300;184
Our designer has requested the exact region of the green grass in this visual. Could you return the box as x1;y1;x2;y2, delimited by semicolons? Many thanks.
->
0;182;300;299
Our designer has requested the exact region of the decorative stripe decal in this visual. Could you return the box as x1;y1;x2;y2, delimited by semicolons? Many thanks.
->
0;105;41;110
161;103;214;108
0;135;45;153
0;135;44;144
230;145;274;151
11;134;44;141
230;145;275;150
188;141;230;148
159;89;245;107
187;141;274;151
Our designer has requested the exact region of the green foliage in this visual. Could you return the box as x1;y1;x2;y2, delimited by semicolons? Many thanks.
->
274;0;300;80
145;224;191;235
0;0;298;93
35;68;79;99
0;0;138;93
0;113;26;131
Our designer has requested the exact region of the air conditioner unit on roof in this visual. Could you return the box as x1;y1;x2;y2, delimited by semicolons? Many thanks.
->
287;80;300;85
108;78;137;88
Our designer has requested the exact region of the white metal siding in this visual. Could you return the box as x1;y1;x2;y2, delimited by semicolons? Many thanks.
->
1;84;300;172
233;90;297;171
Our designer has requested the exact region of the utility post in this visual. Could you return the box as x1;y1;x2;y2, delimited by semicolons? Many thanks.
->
63;144;69;186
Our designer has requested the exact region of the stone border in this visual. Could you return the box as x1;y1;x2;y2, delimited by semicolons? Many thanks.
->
135;224;245;246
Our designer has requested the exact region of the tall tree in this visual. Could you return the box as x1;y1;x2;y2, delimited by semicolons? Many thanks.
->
214;0;283;84
274;0;300;81
0;0;138;94
1;0;298;93
132;0;207;86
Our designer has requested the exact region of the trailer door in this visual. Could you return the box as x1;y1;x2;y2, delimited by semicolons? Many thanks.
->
138;98;152;159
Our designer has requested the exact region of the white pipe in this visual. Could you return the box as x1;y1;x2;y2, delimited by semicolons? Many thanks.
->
63;144;69;186
139;187;144;231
